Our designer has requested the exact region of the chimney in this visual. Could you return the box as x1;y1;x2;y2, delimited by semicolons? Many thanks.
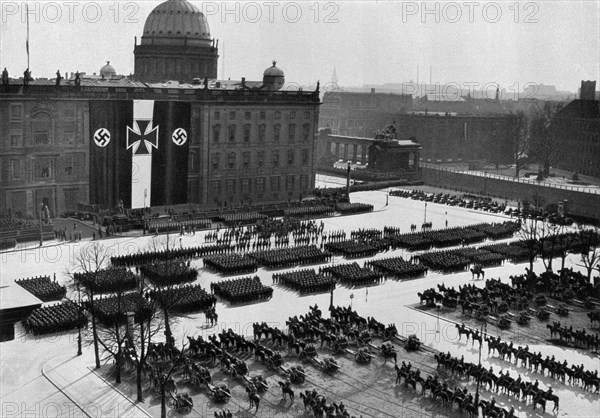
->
580;80;596;100
241;77;246;88
370;88;375;94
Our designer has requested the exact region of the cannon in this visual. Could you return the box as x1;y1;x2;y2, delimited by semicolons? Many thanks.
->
190;367;211;389
279;365;306;384
168;392;193;414
344;348;375;364
405;334;421;351
242;375;269;392
207;384;231;403
331;337;349;354
265;352;284;370
299;345;318;362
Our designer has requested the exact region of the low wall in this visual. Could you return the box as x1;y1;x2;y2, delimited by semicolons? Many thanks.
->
422;167;600;221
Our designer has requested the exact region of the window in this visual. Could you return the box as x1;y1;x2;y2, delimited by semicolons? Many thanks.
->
10;159;21;180
273;150;280;167
10;104;23;121
243;124;251;142
243;152;250;169
229;111;236;120
259;111;266;120
275;111;281;119
273;124;281;141
286;174;295;191
256;177;265;193
212;152;220;170
226;152;237;169
241;178;250;194
211;180;222;195
271;176;281;191
213;125;221;142
302;149;309;166
245;111;251;120
288;124;296;142
300;174;308;190
303;123;311;141
33;113;52;145
214;111;220;119
304;111;311;119
10;130;22;147
226;179;236;194
290;111;296;119
257;151;265;167
228;125;236;142
287;149;295;166
35;157;54;179
258;124;266;142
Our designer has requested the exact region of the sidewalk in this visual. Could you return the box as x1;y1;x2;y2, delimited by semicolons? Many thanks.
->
42;354;151;418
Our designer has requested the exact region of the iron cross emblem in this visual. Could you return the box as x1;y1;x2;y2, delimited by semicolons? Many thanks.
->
127;120;159;155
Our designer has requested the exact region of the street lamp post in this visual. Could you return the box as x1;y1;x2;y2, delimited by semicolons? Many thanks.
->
350;293;354;309
424;203;428;225
474;321;487;417
39;203;44;247
76;282;82;356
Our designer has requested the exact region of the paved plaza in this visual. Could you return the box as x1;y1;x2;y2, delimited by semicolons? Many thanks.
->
1;179;598;417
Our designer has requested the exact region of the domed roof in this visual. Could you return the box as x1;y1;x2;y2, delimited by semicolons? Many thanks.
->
142;0;211;40
100;61;116;78
264;61;284;77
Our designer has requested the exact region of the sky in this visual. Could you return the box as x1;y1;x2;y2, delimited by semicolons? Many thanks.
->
0;1;598;93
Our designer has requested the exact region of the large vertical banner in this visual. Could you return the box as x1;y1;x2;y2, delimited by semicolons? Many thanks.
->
89;101;133;208
151;102;191;206
127;100;158;209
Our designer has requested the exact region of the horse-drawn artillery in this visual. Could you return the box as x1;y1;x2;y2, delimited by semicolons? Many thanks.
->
168;392;193;414
497;301;510;314
242;375;269;393
367;341;398;364
331;337;349;354
265;352;284;370
534;294;547;307
528;307;551;321
207;383;232;403
279;365;306;384
299;345;318;362
344;347;376;364
548;304;569;317
405;334;421;351
508;311;531;326
189;366;211;390
474;304;490;321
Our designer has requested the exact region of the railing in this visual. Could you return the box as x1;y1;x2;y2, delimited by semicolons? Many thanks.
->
421;163;600;195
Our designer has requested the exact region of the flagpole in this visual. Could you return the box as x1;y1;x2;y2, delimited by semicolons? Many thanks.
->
26;2;30;69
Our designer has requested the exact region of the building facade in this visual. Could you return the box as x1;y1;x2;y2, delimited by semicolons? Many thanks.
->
394;113;514;164
0;0;320;217
0;96;89;218
319;89;413;137
552;81;600;178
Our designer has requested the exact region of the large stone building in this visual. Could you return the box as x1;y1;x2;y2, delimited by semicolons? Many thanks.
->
319;89;413;137
552;81;600;178
0;0;319;217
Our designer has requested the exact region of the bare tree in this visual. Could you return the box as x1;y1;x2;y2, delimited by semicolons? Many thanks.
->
509;110;529;178
68;241;111;369
578;227;600;283
517;216;551;273
529;101;566;177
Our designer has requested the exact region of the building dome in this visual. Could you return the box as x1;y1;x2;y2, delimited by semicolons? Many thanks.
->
142;0;211;45
264;61;284;77
263;61;285;90
100;61;116;78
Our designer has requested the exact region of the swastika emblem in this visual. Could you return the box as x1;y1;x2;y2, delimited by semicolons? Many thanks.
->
94;128;111;147
172;128;188;146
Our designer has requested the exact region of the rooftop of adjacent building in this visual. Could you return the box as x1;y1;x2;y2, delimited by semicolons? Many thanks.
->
322;132;421;148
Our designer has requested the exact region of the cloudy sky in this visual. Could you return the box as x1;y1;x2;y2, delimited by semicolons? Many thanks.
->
1;1;598;92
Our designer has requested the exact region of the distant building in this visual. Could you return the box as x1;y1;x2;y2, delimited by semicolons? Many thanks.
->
319;89;413;137
553;81;600;178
